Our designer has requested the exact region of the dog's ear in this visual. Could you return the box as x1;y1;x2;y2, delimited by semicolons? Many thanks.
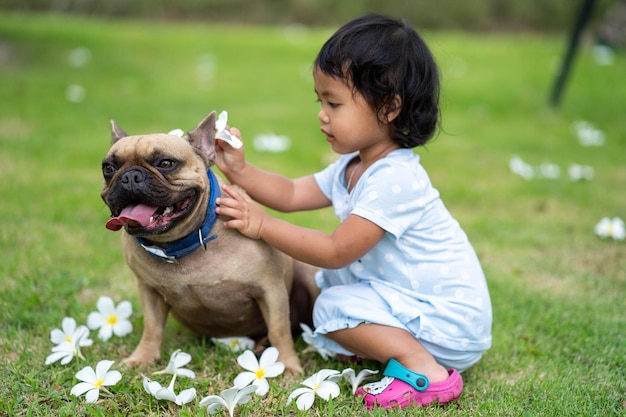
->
186;111;217;165
111;120;129;144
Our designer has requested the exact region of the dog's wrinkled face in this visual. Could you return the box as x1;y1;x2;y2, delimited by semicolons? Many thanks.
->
101;112;217;242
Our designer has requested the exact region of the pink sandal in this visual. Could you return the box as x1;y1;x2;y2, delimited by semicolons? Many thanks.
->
355;359;463;409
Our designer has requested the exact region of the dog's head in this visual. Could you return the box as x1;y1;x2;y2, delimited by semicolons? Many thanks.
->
101;111;218;243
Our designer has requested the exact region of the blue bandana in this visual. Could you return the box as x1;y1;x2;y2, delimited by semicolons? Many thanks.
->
136;168;220;263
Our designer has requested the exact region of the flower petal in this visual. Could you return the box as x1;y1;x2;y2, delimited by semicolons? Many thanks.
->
50;328;66;345
115;300;133;319
316;381;340;400
176;388;196;405
233;371;256;389
95;360;114;377
102;370;122;386
198;394;226;408
259;347;279;368
175;368;196;379
112;320;132;337
70;382;94;397
98;325;113;342
292;390;315;410
236;350;259;372
75;366;97;383
86;312;103;330
264;362;285;378
61;317;77;335
172;350;192;368
253;379;270;396
96;296;115;314
154;387;177;402
84;388;100;403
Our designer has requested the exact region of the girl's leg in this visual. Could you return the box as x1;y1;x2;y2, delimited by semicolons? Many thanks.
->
325;323;449;383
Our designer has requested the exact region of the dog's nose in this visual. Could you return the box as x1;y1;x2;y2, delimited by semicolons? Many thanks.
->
121;168;146;190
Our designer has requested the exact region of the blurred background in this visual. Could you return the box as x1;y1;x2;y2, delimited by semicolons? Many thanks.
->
0;0;623;34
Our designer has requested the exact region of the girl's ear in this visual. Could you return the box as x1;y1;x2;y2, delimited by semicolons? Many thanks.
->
381;94;402;123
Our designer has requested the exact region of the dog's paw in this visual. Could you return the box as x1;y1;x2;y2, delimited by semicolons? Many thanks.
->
123;351;160;367
282;355;303;376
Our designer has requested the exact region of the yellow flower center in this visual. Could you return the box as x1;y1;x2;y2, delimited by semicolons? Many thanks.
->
94;378;104;389
107;315;118;325
255;369;266;379
65;336;73;343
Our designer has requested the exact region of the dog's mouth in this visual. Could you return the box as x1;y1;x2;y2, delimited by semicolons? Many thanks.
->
105;195;195;233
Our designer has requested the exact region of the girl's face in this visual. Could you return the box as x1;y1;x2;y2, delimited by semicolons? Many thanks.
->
313;68;396;158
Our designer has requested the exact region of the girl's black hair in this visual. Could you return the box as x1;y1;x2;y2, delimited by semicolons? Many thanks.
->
314;14;440;148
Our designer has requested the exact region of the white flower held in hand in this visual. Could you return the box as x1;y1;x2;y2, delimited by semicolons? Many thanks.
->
287;369;341;411
87;296;132;342
70;360;122;403
233;347;285;396
215;111;243;149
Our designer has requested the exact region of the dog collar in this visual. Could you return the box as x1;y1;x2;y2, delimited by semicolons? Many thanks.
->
136;168;220;263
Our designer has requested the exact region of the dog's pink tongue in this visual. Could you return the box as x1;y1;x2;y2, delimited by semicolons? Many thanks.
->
105;204;159;231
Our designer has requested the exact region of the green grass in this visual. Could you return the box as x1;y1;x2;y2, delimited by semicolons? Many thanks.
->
1;11;625;416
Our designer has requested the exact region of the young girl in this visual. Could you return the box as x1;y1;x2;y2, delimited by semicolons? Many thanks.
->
215;14;492;410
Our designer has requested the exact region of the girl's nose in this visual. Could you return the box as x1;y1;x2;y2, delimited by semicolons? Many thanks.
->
318;108;329;124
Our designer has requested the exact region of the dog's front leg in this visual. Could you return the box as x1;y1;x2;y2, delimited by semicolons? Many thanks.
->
256;286;302;375
124;282;169;366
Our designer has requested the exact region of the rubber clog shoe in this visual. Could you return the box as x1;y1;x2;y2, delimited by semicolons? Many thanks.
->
356;359;463;409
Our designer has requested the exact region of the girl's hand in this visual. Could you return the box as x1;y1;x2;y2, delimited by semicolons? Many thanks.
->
216;184;267;240
215;127;246;178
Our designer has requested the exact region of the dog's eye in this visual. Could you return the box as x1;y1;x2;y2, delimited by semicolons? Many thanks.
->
102;162;116;176
156;159;177;170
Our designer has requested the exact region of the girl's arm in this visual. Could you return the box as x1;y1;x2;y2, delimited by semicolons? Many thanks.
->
216;184;386;269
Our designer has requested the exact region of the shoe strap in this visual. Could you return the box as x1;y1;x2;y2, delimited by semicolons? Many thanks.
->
383;359;429;392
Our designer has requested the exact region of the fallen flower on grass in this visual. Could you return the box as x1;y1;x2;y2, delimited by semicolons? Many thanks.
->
300;323;336;360
286;369;341;411
568;164;594;181
199;385;257;417
87;296;132;342
329;368;379;395
143;375;196;406
153;349;195;378
233;347;284;396
594;217;625;240
211;336;255;352
45;317;93;365
573;120;605;146
70;360;121;403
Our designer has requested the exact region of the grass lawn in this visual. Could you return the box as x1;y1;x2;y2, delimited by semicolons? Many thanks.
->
0;11;624;416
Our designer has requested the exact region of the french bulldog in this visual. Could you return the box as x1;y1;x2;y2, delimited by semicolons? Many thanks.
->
100;111;318;374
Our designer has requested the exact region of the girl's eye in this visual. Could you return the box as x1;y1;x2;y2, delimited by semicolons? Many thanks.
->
156;159;177;170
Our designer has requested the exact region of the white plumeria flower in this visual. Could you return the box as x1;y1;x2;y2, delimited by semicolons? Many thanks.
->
299;323;335;360
568;164;594;181
509;156;534;180
233;347;284;396
70;360;121;403
153;349;196;378
537;163;560;179
143;375;196;406
199;385;257;417
328;368;379;395
574;120;605;146
595;217;625;240
211;336;255;352
45;317;93;365
286;369;341;411
215;110;243;149
87;296;132;342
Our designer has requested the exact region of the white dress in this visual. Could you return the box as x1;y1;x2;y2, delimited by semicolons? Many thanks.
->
311;149;492;371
